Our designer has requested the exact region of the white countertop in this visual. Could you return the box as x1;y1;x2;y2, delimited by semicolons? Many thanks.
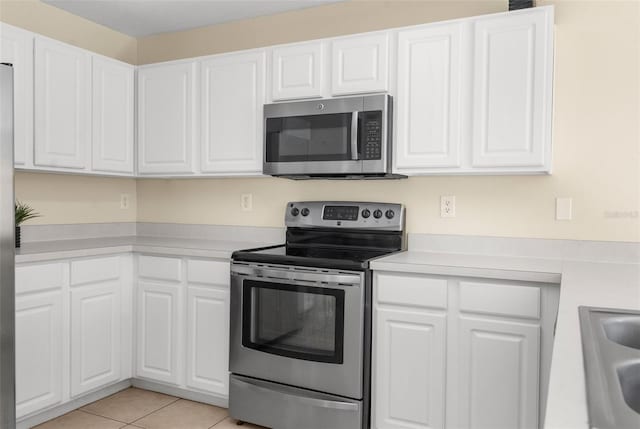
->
371;250;640;429
15;236;271;263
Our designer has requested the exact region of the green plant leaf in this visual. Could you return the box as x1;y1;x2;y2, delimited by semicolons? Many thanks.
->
15;201;41;226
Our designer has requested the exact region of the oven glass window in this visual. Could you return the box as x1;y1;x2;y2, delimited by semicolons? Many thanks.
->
242;280;345;363
265;113;354;162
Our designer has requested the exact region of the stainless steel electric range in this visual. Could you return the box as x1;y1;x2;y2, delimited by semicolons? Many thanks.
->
229;201;405;429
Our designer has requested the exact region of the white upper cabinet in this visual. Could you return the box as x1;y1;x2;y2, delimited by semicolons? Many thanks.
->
138;61;197;174
471;7;553;169
271;42;323;101
92;56;134;174
331;32;389;96
0;23;33;168
34;36;90;170
200;51;265;175
395;22;465;172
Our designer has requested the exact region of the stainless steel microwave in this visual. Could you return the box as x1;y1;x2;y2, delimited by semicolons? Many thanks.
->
263;94;400;179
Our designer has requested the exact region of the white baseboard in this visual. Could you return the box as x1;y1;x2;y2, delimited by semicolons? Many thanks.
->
16;380;132;429
131;378;229;408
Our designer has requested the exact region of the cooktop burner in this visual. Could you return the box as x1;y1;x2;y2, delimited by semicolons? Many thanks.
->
232;201;405;271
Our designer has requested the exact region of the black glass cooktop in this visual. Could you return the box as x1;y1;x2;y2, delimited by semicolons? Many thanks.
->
232;244;398;271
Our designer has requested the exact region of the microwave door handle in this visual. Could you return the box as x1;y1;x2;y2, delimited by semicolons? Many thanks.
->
351;111;359;160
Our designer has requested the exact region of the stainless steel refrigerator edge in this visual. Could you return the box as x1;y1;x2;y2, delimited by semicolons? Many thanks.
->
0;63;16;428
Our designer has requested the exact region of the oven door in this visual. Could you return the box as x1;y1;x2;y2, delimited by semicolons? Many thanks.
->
230;262;365;399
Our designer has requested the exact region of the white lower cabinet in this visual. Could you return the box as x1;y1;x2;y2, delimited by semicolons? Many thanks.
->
135;256;231;398
70;282;122;397
136;281;181;385
375;308;446;429
374;273;556;429
186;285;229;395
15;255;132;421
457;317;540;429
15;291;63;419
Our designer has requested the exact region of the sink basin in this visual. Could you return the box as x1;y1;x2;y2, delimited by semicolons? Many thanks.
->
579;307;640;429
603;317;640;350
618;362;640;414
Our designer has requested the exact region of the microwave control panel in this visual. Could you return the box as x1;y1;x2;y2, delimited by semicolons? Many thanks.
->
362;111;382;160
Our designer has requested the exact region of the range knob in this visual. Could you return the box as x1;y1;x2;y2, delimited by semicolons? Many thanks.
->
290;207;299;216
385;209;395;219
301;208;310;217
361;209;371;218
373;209;383;219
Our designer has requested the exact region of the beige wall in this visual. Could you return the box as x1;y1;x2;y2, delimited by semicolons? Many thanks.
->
15;172;137;224
4;1;640;241
0;0;137;63
137;0;505;64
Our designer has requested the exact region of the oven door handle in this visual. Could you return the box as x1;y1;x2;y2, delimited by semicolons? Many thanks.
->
232;376;360;411
350;111;359;161
231;264;362;286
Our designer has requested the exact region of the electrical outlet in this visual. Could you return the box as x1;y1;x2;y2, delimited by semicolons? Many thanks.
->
241;194;253;212
120;194;129;210
441;195;456;218
556;197;572;220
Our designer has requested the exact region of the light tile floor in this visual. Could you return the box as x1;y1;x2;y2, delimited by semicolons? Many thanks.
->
34;388;267;429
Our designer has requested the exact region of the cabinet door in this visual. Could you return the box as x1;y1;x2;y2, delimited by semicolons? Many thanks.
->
136;281;181;385
331;32;389;95
471;7;553;168
200;51;265;174
186;286;229;395
374;308;446;429
92;56;134;174
0;23;33;168
70;282;121;396
457;317;540;429
271;41;323;100
15;291;63;418
34;36;90;169
138;62;197;174
395;23;464;172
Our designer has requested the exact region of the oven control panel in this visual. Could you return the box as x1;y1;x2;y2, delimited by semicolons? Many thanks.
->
286;201;404;231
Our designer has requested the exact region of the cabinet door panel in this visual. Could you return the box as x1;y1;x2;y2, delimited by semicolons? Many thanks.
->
15;291;63;418
0;23;33;167
458;317;540;429
186;286;229;395
272;42;323;100
375;308;446;429
138;62;196;174
332;33;389;95
70;282;121;396
201;51;265;174
136;282;181;384
471;8;553;168
395;23;464;171
34;36;90;169
92;56;134;173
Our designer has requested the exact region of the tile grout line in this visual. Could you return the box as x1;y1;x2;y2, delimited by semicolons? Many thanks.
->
76;409;133;426
129;396;182;426
208;415;232;429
